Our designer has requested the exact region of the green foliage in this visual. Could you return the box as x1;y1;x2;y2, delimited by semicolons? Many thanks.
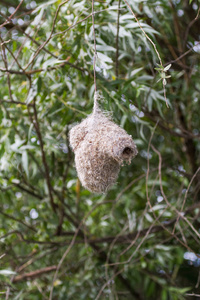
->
0;0;200;299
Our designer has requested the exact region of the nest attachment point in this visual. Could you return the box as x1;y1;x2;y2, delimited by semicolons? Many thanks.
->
69;104;138;193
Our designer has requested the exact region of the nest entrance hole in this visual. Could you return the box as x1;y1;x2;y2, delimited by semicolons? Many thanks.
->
122;147;134;158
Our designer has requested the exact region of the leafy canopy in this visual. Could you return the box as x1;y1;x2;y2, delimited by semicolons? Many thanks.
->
0;0;200;299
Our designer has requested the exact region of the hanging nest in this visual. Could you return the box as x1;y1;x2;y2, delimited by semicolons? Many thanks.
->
69;102;138;193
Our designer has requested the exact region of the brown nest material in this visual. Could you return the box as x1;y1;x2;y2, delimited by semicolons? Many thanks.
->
69;102;138;193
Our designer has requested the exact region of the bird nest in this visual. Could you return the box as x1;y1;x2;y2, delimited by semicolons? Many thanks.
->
69;104;137;193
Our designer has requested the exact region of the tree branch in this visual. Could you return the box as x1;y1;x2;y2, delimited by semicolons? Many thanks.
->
32;100;57;212
13;266;57;283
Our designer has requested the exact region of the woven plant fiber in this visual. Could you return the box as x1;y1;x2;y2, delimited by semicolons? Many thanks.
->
69;104;137;193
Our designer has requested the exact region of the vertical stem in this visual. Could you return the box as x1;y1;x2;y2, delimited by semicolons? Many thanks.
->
32;99;57;212
92;0;97;94
116;0;121;78
92;0;99;113
0;36;13;101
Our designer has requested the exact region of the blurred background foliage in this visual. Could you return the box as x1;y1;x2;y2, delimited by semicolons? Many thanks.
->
0;0;200;299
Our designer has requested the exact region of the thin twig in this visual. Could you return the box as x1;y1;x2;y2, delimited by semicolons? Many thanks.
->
115;0;121;78
53;7;125;38
183;9;200;48
0;37;13;101
123;0;168;107
32;99;57;212
13;266;57;283
24;0;70;70
1;39;25;73
0;0;24;29
49;200;112;300
0;60;85;75
166;41;200;66
92;0;98;113
0;99;30;106
0;210;36;232
181;166;200;212
151;144;200;240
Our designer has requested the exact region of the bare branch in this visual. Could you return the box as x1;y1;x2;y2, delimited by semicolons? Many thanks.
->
32;100;57;212
0;0;24;29
13;266;57;283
